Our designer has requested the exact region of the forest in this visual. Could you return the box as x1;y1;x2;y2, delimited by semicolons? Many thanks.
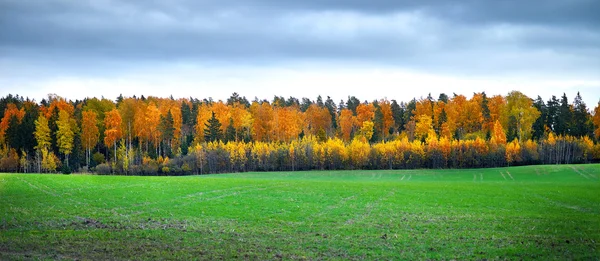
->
0;91;599;175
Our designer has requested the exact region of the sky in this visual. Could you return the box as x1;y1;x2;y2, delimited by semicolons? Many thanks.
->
1;0;599;107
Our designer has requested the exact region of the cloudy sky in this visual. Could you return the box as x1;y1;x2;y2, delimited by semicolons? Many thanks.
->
1;0;599;106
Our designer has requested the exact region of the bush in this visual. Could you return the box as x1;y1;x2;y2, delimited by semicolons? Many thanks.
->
142;161;159;175
61;164;72;174
92;152;105;166
95;163;111;175
128;165;143;175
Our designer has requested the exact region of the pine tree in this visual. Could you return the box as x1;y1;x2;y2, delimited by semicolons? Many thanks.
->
325;96;337;129
159;110;175;155
481;92;491;135
346;96;360;115
404;98;416;126
438;93;449;103
532;96;546;140
572;92;590;137
436;108;447;137
546;95;559;132
555;93;572;135
372;101;383;142
204;112;223;142
507;115;518;142
225;118;236;142
391;100;404;133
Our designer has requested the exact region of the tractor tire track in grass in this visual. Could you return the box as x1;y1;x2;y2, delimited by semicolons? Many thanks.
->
530;193;593;214
130;183;290;217
342;189;396;227
571;165;597;180
306;194;360;228
570;166;591;180
506;171;515;180
16;176;128;214
107;183;265;215
15;176;59;197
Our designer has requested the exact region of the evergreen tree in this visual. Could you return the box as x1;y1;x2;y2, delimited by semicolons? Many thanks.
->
507;115;518;142
391;100;404;133
481;92;491;122
546;95;559;132
204;112;223;142
159;111;175;155
300;98;312;112
404;98;416;125
181;102;193;126
225;118;236;142
436;108;448;137
324;96;337;129
555;93;572;135
372;101;383;142
272;96;286;107
5;115;21;150
346;96;360;115
337;99;346;112
316;95;324;107
572;92;590;137
438;93;449;103
532;96;547;140
226;92;242;106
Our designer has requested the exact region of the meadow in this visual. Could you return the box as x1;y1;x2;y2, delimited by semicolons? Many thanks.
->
1;164;599;260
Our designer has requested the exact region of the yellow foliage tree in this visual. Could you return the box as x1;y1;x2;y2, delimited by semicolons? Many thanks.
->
490;120;507;146
506;91;540;141
347;138;370;169
505;139;521;166
56;110;76;166
356;121;374;142
593;103;600;139
415;114;433;141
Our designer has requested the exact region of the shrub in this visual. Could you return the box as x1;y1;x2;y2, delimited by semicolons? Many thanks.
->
95;163;111;175
142;161;159;175
61;164;72;174
92;152;106;166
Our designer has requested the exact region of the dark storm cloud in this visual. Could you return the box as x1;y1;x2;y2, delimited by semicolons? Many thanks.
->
0;0;599;74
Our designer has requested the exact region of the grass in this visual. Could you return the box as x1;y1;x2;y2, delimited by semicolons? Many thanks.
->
1;164;599;260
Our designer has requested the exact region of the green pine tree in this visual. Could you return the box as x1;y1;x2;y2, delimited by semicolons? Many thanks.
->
225;118;236;143
204;112;223;142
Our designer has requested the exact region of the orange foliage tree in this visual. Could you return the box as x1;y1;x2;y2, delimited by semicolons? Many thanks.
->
81;111;99;166
338;109;356;142
104;109;123;163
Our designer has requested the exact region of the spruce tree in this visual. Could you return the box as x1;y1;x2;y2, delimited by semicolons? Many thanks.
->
532;96;547;140
572;92;590;137
546;95;559;132
556;93;572;135
204;112;223;142
225;118;236;143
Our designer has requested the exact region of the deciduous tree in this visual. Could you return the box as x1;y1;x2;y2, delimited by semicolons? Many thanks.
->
81;111;99;166
104;109;123;163
56;110;75;166
506;91;540;141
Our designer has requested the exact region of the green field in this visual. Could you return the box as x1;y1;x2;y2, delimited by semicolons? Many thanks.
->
1;165;599;260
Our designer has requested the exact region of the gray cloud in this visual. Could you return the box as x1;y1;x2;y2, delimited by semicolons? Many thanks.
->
0;0;599;78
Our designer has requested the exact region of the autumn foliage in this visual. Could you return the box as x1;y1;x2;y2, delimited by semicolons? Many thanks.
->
0;91;599;174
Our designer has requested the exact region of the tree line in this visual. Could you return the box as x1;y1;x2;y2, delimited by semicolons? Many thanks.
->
0;91;599;174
